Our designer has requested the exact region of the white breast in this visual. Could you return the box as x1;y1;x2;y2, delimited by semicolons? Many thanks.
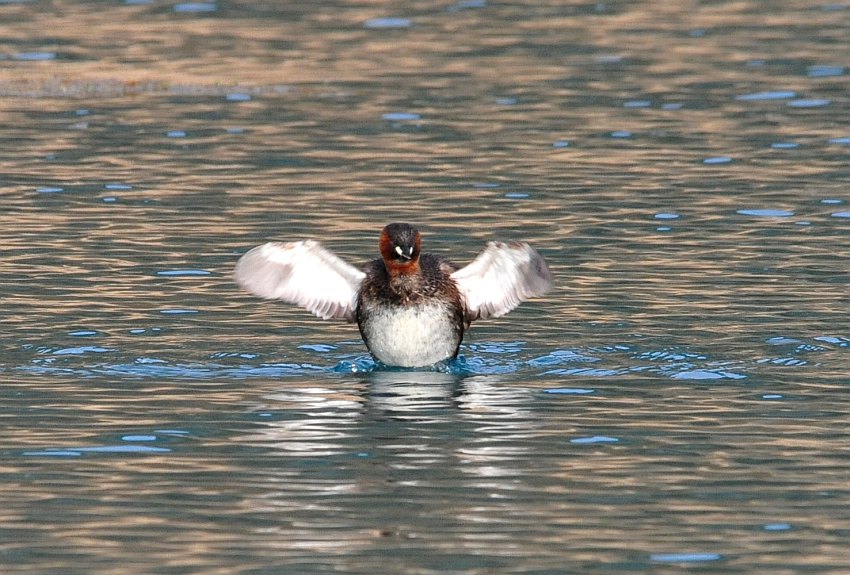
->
359;303;461;367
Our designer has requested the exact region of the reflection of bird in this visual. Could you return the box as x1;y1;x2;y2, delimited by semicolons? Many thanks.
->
235;223;552;368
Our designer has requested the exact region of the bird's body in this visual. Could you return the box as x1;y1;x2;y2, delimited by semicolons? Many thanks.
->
356;253;466;367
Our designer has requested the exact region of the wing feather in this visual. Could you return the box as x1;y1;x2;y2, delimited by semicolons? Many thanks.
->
234;240;365;320
450;241;552;321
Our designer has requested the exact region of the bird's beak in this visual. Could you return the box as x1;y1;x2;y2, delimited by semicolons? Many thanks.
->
395;245;412;260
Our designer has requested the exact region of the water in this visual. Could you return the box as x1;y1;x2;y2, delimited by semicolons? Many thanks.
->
2;1;849;573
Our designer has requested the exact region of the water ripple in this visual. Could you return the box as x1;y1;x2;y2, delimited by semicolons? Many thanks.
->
12;334;847;381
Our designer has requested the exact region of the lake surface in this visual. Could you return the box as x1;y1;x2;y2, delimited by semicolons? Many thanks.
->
1;1;849;573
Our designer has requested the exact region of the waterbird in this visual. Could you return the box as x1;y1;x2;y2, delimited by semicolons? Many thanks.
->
235;223;552;368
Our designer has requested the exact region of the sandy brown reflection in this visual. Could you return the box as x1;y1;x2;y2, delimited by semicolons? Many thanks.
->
2;1;850;574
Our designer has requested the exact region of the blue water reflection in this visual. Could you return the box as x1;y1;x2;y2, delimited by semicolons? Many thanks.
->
807;65;844;77
651;553;722;563
173;2;216;13
363;17;412;29
736;90;796;101
24;445;171;456
737;209;794;217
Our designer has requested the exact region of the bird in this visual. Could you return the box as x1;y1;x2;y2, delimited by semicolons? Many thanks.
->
234;222;552;368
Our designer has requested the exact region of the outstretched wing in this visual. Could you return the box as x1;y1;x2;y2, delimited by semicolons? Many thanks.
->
450;241;552;321
234;240;365;320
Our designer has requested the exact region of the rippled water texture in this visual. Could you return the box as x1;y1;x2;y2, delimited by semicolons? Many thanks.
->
1;1;849;573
